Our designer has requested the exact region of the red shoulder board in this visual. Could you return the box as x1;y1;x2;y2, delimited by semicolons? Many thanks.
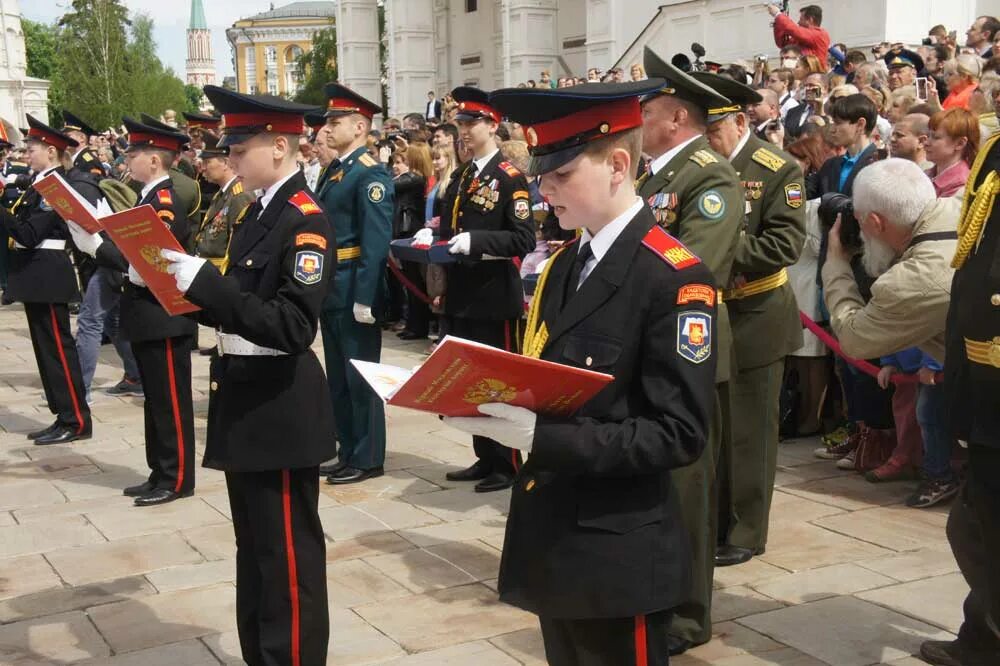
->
289;190;322;216
157;189;173;206
641;226;701;270
499;161;521;177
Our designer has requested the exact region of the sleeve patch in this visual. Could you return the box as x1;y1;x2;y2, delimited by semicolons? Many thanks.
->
157;190;173;206
367;181;386;203
294;250;324;285
512;190;530;200
295;232;328;250
499;161;521;177
784;182;803;208
514;199;530;220
640;225;702;270
752;148;786;172
289;190;322;215
157;209;175;222
690;150;718;167
697;190;726;220
677;312;712;364
677;284;717;306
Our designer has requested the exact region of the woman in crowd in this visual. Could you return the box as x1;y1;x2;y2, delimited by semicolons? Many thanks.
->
941;54;983;110
389;145;433;340
630;63;645;81
926;107;979;197
793;54;825;86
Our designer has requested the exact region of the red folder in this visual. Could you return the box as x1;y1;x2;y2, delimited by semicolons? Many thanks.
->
99;205;201;316
352;336;613;417
34;172;103;233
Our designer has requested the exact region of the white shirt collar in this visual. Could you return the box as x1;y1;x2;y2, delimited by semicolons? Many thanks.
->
71;147;85;164
575;197;644;286
222;175;239;193
729;129;752;162
473;147;500;174
140;174;171;199
259;169;299;214
32;165;58;184
649;135;701;176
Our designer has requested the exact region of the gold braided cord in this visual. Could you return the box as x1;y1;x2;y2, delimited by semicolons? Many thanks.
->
450;164;474;232
954;133;1000;269
522;246;567;358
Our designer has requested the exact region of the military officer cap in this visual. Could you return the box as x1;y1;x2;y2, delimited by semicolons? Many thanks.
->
182;111;221;132
122;116;188;153
488;79;665;176
323;83;381;120
200;134;228;158
61;110;97;137
641;46;733;111
884;48;924;73
452;86;502;124
25;114;79;151
690;71;763;123
203;84;316;147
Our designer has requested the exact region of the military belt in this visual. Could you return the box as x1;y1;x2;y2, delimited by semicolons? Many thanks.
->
337;247;361;262
965;336;1000;368
11;239;66;251
216;332;289;357
722;268;788;301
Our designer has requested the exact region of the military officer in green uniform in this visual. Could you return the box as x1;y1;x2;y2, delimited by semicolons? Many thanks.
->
639;47;744;655
192;135;255;271
316;83;394;485
693;73;806;570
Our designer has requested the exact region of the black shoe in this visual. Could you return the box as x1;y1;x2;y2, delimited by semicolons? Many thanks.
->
0;291;13;305
327;466;384;485
319;460;348;475
446;461;491;482
398;330;426;340
134;488;193;507
123;481;155;497
715;544;754;567
919;640;963;666
474;472;514;493
27;421;60;440
34;425;92;445
667;635;693;657
199;346;217;356
106;377;144;397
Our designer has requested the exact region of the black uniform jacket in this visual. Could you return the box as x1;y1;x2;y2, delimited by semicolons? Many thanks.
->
185;171;337;472
498;206;718;619
441;152;536;320
72;147;107;177
96;178;197;342
2;167;100;303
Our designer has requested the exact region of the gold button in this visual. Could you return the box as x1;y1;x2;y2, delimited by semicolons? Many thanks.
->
210;381;218;391
992;293;1000;306
525;479;536;492
246;259;253;266
459;212;464;217
585;356;593;367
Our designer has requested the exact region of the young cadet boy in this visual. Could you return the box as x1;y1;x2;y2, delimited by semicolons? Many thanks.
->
161;86;335;666
68;117;197;507
1;115;97;444
445;81;719;665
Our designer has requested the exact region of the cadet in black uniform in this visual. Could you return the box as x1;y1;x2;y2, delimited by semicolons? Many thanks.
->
0;115;95;444
61;111;107;177
0;124;30;300
68;117;197;507
446;81;719;665
161;86;335;666
441;86;536;493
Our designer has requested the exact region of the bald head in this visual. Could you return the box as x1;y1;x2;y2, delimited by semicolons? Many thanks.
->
748;88;780;124
890;112;930;163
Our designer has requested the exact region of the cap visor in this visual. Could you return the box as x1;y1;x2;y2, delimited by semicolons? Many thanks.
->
217;132;255;147
527;143;588;177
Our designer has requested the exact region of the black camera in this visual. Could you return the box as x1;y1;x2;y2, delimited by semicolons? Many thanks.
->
818;192;862;250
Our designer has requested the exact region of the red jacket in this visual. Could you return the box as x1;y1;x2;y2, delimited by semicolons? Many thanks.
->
773;14;830;68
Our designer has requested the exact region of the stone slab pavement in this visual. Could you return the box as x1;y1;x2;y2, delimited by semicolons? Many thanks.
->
0;305;963;664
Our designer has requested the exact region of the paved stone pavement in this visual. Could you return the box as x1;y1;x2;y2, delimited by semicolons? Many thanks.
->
0;304;963;665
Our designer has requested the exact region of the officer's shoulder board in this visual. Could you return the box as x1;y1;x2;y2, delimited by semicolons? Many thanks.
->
157;189;173;206
288;190;322;216
358;153;378;168
9;160;25;167
689;150;718;168
231;181;244;195
499;160;521;177
640;225;702;270
751;147;786;172
81;150;95;163
235;202;253;223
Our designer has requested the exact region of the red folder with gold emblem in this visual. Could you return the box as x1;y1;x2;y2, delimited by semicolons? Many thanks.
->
34;171;104;234
352;335;613;417
99;205;201;316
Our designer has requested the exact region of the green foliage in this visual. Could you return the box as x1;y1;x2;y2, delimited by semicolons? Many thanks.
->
23;19;61;119
184;85;205;111
292;27;338;106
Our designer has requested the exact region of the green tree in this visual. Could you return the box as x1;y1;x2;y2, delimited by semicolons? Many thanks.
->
124;14;190;118
184;85;205;111
293;27;337;105
23;19;62;119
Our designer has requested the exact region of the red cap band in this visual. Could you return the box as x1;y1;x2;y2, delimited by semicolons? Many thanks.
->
128;131;183;151
188;119;220;130
327;97;372;119
27;127;73;151
456;101;500;124
524;97;641;152
222;112;305;135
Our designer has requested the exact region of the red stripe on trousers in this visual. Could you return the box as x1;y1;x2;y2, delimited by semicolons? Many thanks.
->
634;615;648;666
164;339;185;493
49;305;84;434
281;470;302;666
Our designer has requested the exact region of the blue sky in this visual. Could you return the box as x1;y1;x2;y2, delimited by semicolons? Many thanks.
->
24;0;279;81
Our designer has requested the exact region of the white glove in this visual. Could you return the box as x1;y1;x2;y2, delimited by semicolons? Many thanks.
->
161;249;207;294
447;231;472;255
4;174;16;184
67;220;103;257
443;402;536;452
127;264;146;287
353;302;376;324
412;228;434;247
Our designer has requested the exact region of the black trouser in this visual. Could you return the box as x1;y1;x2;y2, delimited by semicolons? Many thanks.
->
401;260;430;337
24;302;90;432
540;610;672;666
132;335;195;493
947;444;1000;664
226;467;329;666
446;315;523;476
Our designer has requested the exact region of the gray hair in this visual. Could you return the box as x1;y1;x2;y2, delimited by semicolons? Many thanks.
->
853;158;935;229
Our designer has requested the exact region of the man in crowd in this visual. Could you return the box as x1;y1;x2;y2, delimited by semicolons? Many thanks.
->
747;88;782;143
766;69;799;124
425;90;442;121
192;135;255;275
0;125;29;302
886;49;923;92
769;3;830;68
61;111;106;177
890;113;931;169
818;95;880;197
966;15;1000;59
784;72;827;140
432;123;458;149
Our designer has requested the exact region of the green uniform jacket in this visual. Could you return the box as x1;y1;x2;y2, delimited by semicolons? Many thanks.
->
729;134;806;369
316;145;394;312
193;177;256;264
168;167;202;224
639;135;743;383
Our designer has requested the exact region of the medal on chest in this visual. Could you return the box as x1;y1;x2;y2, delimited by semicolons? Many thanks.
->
647;191;678;227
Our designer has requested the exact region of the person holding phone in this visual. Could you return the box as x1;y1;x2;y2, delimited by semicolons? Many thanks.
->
942;53;984;110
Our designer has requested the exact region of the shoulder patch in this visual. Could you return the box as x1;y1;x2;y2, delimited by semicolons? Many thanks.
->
366;181;386;203
512;190;530;200
358;153;378;167
157;189;173;206
231;181;244;195
678;311;713;364
752;147;786;172
289;190;322;215
499;161;521;177
689;150;718;167
784;182;803;209
82;151;94;162
697;189;727;220
640;225;702;270
294;250;324;285
295;232;328;250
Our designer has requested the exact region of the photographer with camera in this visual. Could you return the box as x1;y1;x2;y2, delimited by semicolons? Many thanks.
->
768;4;830;69
785;72;827;140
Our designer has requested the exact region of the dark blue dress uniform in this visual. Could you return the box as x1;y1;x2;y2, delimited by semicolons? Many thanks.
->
442;87;536;491
486;81;719;666
0;126;30;292
0;116;94;444
62;110;108;178
185;85;335;666
316;84;394;483
94;117;197;504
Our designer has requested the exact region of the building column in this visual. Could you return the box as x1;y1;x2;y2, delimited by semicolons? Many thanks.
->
336;0;382;110
385;0;436;117
584;0;622;71
505;0;558;87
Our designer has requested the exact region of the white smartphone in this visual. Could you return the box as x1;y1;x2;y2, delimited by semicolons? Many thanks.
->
916;77;928;101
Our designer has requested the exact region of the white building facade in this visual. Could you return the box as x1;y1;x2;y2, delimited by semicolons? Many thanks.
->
0;0;49;129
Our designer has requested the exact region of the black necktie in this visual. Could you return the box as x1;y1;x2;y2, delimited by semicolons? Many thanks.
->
565;242;594;303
